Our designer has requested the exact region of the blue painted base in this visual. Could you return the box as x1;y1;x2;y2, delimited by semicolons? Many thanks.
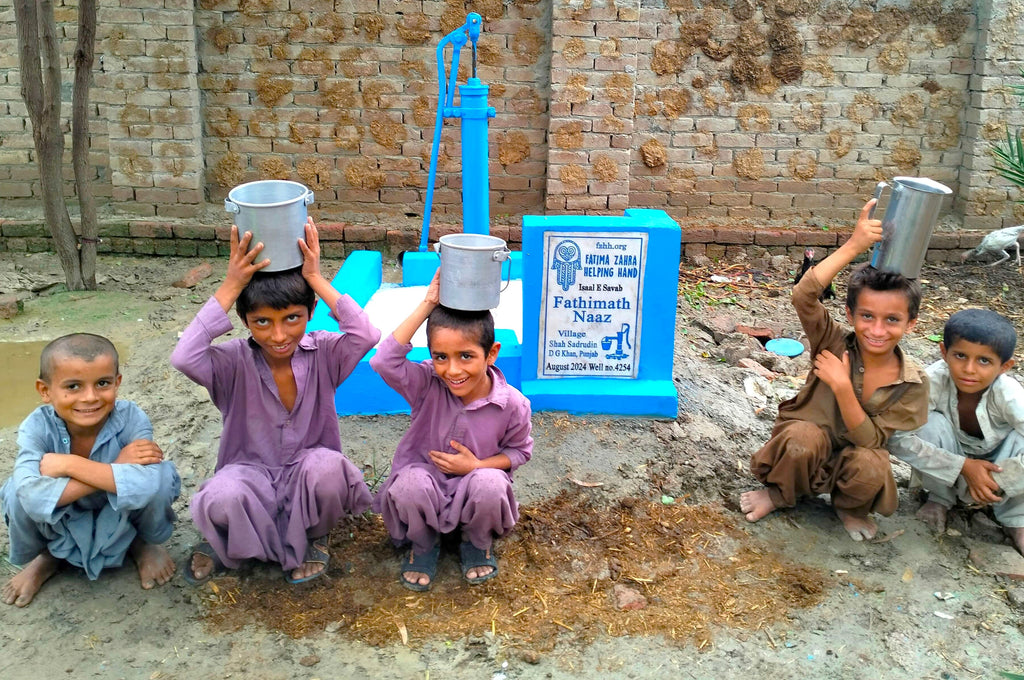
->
519;208;681;418
519;378;678;417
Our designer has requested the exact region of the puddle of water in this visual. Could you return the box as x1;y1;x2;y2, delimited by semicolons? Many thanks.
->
0;341;48;429
0;340;130;429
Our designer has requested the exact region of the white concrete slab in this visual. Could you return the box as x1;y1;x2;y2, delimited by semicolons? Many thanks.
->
364;280;523;348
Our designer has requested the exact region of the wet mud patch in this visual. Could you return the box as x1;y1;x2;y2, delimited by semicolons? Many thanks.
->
559;164;588;190
733;148;765;179
200;495;828;648
640;139;668;168
498;131;531;165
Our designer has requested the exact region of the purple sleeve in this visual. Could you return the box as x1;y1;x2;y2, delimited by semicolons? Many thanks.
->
369;334;434;408
499;396;533;471
316;294;382;387
169;297;236;399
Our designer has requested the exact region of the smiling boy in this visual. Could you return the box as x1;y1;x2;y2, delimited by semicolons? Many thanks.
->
1;334;180;606
369;273;533;591
171;220;379;585
740;199;930;540
889;309;1024;553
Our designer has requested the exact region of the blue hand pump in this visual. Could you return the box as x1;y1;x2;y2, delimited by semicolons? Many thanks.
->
418;13;496;253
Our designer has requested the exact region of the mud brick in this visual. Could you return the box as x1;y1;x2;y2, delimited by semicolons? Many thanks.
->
2;222;46;237
428;223;462;241
130;221;174;239
105;237;133;253
133;239;157;255
386;229;420;252
958;232;985;249
489;225;511;242
175;241;199;257
26;237;50;252
98;223;131;238
321;242;348;259
684;242;707;259
714;227;754;244
314;222;345;241
755;230;797;246
680;226;714;242
197;241;219;257
928;232;959;249
508;224;523;243
706;243;726;260
154;239;178;256
344;225;386;242
794;230;838;246
5;238;28;252
172;224;216;240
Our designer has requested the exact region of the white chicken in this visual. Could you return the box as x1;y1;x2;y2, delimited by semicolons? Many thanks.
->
961;224;1024;266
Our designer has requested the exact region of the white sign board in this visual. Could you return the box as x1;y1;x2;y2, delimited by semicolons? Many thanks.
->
539;232;646;378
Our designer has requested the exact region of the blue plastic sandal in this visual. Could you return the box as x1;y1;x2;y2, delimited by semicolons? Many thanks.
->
459;541;498;585
400;544;440;592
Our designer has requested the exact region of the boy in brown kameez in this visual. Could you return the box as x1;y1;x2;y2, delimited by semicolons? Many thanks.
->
740;199;930;540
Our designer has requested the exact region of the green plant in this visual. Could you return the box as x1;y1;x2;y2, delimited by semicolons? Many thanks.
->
990;68;1024;195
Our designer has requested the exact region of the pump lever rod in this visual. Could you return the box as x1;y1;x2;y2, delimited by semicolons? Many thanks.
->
419;13;483;252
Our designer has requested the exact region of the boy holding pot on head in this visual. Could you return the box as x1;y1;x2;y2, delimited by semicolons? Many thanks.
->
370;272;532;591
740;199;930;540
171;219;379;584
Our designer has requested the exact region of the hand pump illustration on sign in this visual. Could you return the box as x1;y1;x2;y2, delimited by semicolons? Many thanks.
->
541;234;646;378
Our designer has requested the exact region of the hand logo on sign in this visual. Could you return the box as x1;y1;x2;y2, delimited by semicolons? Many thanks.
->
551;239;581;291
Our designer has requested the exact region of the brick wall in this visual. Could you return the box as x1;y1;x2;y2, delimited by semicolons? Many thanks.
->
0;0;1022;232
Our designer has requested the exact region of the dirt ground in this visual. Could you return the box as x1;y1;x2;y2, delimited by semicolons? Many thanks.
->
1;248;1024;679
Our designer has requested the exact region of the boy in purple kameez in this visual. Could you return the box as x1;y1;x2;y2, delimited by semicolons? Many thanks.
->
370;274;532;591
171;220;379;584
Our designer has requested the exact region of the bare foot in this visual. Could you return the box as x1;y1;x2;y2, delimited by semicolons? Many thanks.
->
1005;526;1024;556
2;552;59;607
740;488;777;522
130;539;175;590
190;552;214;583
835;508;878;541
915;500;948;534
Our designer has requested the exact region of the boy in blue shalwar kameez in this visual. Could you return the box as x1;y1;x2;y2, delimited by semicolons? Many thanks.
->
1;334;180;607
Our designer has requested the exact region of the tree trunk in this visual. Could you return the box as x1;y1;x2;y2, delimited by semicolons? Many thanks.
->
14;0;86;291
72;0;98;289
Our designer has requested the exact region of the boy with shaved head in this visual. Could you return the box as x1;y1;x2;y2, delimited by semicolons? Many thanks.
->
1;333;180;606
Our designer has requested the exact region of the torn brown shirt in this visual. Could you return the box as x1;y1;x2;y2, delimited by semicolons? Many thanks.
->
777;265;929;451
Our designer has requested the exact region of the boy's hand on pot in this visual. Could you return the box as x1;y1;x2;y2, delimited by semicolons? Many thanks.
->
961;458;1003;504
425;270;440;306
429;440;480;476
850;199;883;252
226;225;270;287
298;218;322;282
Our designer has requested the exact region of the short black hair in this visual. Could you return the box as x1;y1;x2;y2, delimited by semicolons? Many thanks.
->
39;333;119;382
426;305;495;353
943;308;1017;363
845;264;921;320
235;267;315;321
